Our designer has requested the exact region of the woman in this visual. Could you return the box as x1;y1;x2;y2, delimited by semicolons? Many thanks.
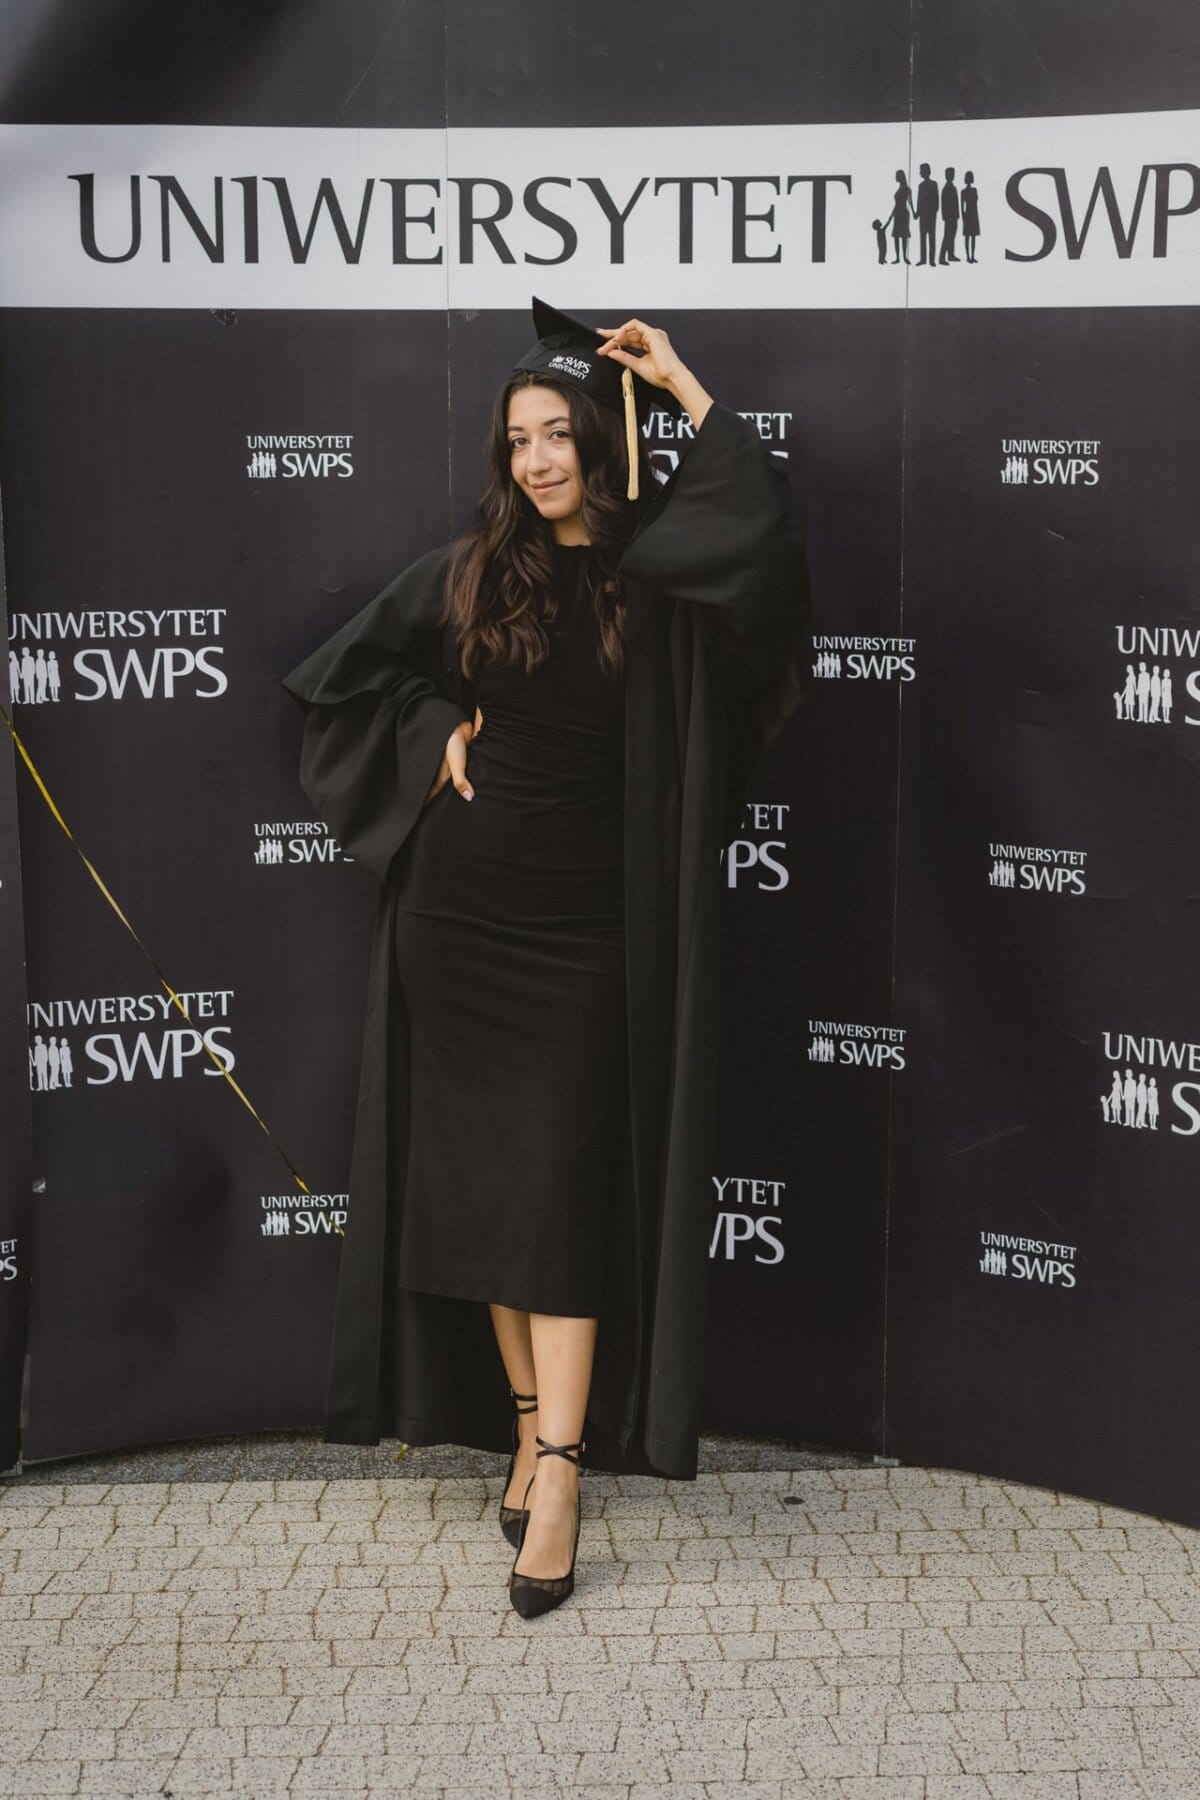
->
962;171;981;263
282;298;812;1617
885;170;913;264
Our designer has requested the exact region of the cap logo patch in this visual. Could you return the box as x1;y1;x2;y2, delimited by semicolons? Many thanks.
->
546;353;591;381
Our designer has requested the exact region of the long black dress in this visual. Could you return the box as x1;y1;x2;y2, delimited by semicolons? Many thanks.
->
391;542;627;1318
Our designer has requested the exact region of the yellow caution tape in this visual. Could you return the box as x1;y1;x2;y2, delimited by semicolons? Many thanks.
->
1;701;317;1206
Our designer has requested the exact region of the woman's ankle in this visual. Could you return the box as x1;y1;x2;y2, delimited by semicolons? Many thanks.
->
530;1454;579;1489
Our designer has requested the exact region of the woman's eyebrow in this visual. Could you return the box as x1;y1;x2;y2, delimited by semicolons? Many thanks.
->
507;416;571;432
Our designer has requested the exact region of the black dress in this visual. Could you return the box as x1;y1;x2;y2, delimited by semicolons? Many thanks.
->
390;542;628;1318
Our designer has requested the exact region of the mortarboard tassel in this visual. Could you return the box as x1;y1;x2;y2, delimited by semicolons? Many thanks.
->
622;365;638;501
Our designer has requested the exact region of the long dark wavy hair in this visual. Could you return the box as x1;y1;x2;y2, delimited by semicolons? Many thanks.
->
440;370;661;682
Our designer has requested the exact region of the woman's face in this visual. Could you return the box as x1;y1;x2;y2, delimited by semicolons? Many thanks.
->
505;384;588;544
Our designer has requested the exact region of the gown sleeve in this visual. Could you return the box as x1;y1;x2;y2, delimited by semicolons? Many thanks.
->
280;543;472;886
616;400;814;832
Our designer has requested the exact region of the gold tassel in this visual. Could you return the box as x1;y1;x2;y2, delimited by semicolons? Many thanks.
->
622;365;638;501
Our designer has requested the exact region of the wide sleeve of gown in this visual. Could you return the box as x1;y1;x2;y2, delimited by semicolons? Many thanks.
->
617;399;814;822
280;543;471;886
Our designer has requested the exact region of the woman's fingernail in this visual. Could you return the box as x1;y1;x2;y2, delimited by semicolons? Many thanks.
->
463;787;473;801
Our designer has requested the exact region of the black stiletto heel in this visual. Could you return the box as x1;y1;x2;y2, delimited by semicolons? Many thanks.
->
499;1386;537;1547
508;1434;584;1618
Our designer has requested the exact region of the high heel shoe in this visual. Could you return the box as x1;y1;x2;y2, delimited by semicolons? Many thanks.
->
508;1434;584;1619
498;1385;537;1548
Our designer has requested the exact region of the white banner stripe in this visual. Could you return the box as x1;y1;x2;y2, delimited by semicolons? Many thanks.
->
0;117;1196;309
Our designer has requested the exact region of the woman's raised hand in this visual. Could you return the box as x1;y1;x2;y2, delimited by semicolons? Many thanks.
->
594;319;683;392
426;711;479;805
595;320;714;429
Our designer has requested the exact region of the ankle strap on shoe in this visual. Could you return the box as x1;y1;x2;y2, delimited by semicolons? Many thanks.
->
534;1434;585;1463
508;1385;538;1414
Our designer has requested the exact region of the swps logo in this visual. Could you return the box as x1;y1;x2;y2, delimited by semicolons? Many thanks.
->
245;433;354;479
710;1175;786;1266
808;1021;907;1070
987;842;1087;896
47;123;1199;303
811;636;916;682
721;801;790;892
1000;438;1100;485
979;1230;1077;1288
8;609;228;704
1099;1030;1200;1136
1111;627;1200;727
546;354;591;382
27;989;236;1089
261;1192;349;1238
253;821;353;867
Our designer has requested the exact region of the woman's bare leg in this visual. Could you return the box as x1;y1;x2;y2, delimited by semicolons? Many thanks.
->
489;1303;538;1510
513;1312;597;1579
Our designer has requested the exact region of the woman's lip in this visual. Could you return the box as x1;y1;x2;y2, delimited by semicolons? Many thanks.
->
532;480;564;493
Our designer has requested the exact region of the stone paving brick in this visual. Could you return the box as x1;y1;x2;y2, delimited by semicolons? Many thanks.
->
157;1757;236;1791
354;1756;420;1788
222;1752;298;1788
29;1726;118;1759
0;1767;80;1793
177;1725;249;1759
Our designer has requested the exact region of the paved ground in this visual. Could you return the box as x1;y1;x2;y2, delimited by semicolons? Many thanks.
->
1;1429;873;1489
2;1449;1199;1796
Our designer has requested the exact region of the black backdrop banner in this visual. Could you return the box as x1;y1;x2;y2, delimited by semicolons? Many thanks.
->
1;2;1197;1525
0;527;33;1476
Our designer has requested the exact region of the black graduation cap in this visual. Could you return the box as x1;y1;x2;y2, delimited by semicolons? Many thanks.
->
513;295;683;502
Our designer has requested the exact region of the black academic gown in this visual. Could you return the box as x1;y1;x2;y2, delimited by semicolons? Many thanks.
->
281;400;812;1480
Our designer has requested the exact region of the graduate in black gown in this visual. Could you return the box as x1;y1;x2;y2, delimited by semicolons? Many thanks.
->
282;298;813;1616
